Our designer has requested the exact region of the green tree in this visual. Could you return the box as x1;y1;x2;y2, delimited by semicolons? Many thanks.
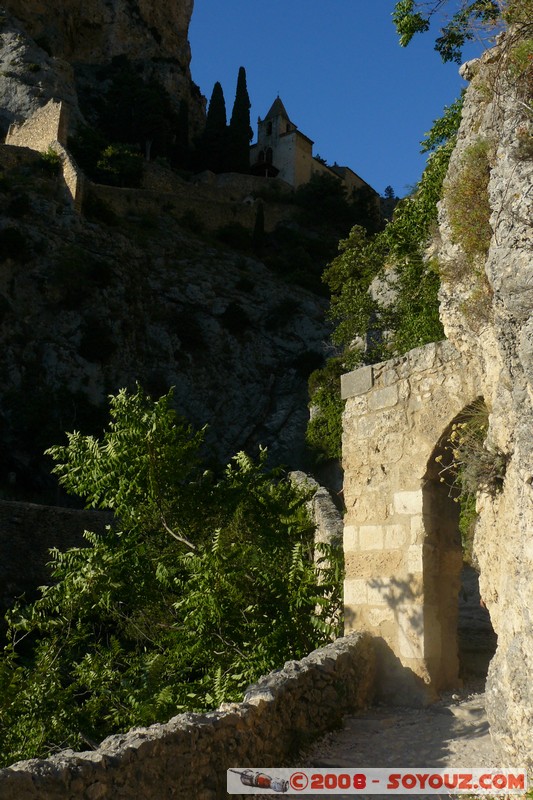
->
96;143;144;187
392;0;502;63
0;388;341;766
197;81;228;173
227;67;253;173
306;99;463;467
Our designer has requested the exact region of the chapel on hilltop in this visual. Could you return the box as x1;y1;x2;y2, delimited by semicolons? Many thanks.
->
249;96;376;197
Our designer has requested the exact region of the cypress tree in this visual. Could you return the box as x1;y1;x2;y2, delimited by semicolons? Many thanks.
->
197;81;227;173
227;66;253;174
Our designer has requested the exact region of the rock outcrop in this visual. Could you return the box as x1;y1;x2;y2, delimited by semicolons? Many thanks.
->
0;146;328;498
0;0;204;138
436;29;533;766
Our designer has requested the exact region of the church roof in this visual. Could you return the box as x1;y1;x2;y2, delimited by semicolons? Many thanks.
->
264;96;290;121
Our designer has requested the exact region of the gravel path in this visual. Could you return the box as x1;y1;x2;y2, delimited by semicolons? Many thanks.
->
270;683;500;799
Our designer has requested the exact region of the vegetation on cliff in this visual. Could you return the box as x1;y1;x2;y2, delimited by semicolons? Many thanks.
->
306;97;462;464
392;0;530;63
0;388;342;766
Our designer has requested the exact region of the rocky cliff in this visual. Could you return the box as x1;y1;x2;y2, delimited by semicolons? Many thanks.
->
0;0;204;138
437;29;533;766
0;146;329;499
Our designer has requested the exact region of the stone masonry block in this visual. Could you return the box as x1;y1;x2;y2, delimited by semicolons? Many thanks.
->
368;385;399;411
410;514;425;544
344;578;368;605
343;525;358;551
345;550;404;580
366;579;393;606
357;414;380;439
406;545;424;574
384;524;409;549
341;366;373;399
397;604;424;660
393;490;423;515
359;525;384;550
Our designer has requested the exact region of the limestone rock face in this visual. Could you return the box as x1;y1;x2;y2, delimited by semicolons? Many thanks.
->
2;0;193;64
0;147;329;494
0;0;204;137
0;8;81;134
436;32;533;766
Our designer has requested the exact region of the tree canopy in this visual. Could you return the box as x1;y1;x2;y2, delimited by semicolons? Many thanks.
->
198;81;228;173
392;0;502;62
0;388;341;766
227;66;253;173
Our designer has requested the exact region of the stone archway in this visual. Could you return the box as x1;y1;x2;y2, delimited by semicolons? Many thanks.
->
341;341;484;702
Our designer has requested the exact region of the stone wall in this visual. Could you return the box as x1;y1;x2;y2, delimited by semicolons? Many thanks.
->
341;341;482;701
5;100;84;209
90;176;297;234
5;99;67;151
0;633;375;800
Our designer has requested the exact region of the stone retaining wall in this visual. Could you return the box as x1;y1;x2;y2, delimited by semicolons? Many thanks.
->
0;633;375;800
5;100;67;152
90;180;296;235
4;100;84;209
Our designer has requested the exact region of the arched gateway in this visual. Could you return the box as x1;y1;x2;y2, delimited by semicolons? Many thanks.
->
341;340;483;702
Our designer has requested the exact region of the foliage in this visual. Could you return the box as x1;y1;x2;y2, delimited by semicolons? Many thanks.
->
307;98;463;460
216;222;252;251
435;398;508;561
444;138;492;266
197;82;227;173
503;0;533;26
39;147;62;176
68;125;108;180
227;67;253;173
507;37;533;101
96;144;144;188
324;225;387;363
306;358;346;464
393;0;501;63
0;389;340;765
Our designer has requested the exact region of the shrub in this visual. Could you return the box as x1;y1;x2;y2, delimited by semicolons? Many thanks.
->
78;316;117;362
264;299;302;330
306;358;346;464
38;147;62;176
507;37;533;100
82;192;118;226
435;398;508;562
6;193;31;218
50;247;113;308
96;144;143;188
444;138;493;267
0;388;341;764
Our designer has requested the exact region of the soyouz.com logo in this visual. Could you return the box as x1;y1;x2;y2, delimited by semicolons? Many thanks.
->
227;768;528;794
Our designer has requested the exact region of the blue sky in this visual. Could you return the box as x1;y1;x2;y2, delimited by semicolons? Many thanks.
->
189;1;490;197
